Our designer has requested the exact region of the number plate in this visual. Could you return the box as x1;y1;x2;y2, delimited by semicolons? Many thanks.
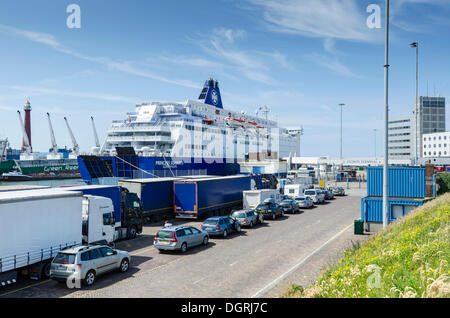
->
161;240;169;243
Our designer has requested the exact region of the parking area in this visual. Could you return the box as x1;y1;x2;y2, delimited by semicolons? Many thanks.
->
0;190;368;298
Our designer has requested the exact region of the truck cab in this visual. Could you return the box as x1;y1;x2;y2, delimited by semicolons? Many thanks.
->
119;188;143;239
82;195;116;245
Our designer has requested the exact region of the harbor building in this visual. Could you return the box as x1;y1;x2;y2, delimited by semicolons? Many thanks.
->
388;114;416;160
415;96;446;157
422;131;450;158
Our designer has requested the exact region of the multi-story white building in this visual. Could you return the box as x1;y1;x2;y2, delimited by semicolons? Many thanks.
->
388;114;416;160
422;131;450;158
415;96;446;157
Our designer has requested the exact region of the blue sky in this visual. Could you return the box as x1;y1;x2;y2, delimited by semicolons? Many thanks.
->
0;0;449;157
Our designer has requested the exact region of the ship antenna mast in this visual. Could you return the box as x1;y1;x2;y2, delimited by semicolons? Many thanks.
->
263;105;269;121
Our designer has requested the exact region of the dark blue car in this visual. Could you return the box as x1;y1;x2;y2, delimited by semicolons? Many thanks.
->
201;216;241;238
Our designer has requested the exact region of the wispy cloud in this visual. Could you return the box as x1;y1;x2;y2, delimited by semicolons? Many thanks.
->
4;85;140;104
0;24;199;89
246;0;381;43
308;54;362;78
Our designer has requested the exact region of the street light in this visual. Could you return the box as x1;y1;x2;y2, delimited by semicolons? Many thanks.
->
383;0;390;228
410;41;419;165
338;103;345;160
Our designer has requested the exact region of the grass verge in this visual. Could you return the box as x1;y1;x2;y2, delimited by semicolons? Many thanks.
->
282;193;450;298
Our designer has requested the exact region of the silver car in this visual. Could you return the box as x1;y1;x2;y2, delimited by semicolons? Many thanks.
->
304;189;324;204
231;209;262;227
294;196;314;208
154;226;209;253
50;245;130;287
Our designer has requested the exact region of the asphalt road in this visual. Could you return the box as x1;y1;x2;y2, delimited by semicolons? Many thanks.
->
0;190;367;298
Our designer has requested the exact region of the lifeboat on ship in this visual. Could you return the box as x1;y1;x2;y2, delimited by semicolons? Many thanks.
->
203;119;214;125
225;116;245;128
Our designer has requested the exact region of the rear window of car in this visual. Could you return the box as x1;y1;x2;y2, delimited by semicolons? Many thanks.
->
256;205;267;210
53;253;76;264
233;212;246;218
204;219;218;225
157;230;174;239
296;197;305;201
305;190;315;195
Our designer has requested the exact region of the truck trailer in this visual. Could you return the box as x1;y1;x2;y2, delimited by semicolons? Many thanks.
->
0;189;83;286
174;175;251;219
63;185;143;240
243;189;281;210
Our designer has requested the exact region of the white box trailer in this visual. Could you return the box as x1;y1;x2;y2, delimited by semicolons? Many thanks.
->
243;189;281;210
284;184;308;198
0;189;83;286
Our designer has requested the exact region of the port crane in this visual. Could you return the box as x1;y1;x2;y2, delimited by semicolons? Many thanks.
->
90;116;101;154
47;113;59;155
64;117;79;157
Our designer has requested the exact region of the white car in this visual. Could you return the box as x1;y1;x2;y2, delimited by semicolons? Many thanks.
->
304;189;324;204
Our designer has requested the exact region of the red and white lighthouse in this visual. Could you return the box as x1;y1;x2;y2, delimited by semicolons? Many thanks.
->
21;101;32;150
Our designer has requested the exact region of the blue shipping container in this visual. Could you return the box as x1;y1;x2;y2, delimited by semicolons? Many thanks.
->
367;167;427;198
174;175;251;218
63;185;122;225
361;196;432;224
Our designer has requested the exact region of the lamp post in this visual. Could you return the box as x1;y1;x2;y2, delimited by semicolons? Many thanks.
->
338;103;345;160
383;0;390;228
410;41;419;165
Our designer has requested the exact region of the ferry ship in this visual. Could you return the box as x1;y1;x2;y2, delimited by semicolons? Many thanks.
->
79;79;302;181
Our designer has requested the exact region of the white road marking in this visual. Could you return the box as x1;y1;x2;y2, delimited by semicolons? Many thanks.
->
193;278;205;284
230;261;238;267
251;223;353;298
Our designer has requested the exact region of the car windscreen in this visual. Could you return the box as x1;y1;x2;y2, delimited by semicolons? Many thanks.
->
304;190;315;195
203;219;218;225
53;253;76;264
157;230;173;239
232;212;246;218
280;201;291;206
256;204;268;210
296;197;305;201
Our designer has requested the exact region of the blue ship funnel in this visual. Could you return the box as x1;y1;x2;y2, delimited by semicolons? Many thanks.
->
198;78;223;109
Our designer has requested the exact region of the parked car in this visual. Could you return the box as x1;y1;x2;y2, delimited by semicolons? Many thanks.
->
255;202;283;220
279;199;300;214
314;188;327;203
304;189;324;204
331;186;346;196
231;209;263;227
50;245;130;286
323;189;335;200
154;226;209;253
201;216;241;238
294;196;314;209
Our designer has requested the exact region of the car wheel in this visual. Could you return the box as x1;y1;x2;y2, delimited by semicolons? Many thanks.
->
203;236;209;246
223;230;228;238
272;213;276;220
119;258;130;273
281;211;285;217
236;225;241;233
42;262;51;279
250;221;254;228
180;242;188;253
84;270;96;286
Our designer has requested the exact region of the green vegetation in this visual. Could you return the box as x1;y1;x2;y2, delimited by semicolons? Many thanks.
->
437;173;450;195
283;194;450;298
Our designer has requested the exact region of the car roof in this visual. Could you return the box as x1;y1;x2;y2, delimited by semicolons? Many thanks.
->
58;244;105;254
160;225;192;231
205;216;228;221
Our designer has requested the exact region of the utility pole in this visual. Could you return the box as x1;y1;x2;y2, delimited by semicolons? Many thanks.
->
338;103;345;160
374;129;378;158
383;0;390;229
410;41;419;165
